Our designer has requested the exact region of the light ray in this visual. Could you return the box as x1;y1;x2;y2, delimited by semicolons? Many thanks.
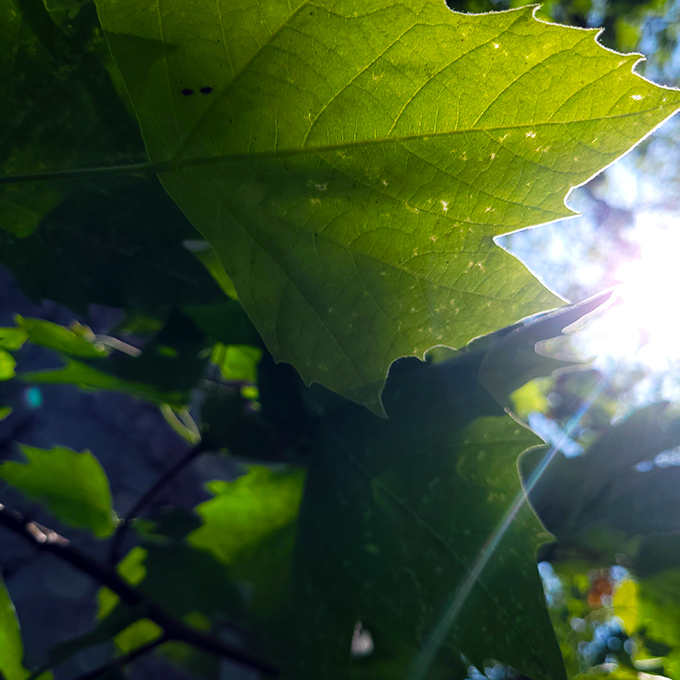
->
407;376;609;680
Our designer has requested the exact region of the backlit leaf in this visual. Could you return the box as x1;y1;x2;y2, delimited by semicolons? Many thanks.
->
96;0;679;410
189;467;305;565
15;317;109;359
0;445;117;537
0;350;16;381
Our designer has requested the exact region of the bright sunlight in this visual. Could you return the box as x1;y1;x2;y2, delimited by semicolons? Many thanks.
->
576;211;680;373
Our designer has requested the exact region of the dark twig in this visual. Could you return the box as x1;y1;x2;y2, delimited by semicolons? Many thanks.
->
69;635;168;680
108;440;207;565
0;504;278;676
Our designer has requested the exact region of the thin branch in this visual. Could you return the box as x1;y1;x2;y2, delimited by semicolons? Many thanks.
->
0;504;278;676
108;440;208;565
69;636;168;680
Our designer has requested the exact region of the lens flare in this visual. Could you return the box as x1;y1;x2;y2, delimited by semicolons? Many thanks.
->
575;213;680;371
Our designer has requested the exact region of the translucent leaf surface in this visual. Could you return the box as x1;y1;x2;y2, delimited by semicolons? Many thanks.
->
211;344;262;382
189;467;305;565
95;0;680;410
0;445;117;537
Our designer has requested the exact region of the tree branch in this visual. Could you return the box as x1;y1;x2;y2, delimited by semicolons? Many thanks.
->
108;440;207;565
0;504;278;676
69;636;168;680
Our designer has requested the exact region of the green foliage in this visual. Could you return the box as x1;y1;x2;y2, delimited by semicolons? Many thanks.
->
210;344;262;382
0;0;679;679
0;444;117;537
2;313;208;405
21;358;183;405
95;0;678;411
0;351;16;381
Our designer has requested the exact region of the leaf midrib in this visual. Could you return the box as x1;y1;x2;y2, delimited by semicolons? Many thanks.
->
0;108;666;186
168;110;663;167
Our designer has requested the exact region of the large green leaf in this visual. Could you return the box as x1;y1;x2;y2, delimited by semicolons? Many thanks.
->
95;0;679;411
0;444;117;537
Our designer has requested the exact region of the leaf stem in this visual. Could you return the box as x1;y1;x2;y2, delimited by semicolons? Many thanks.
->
0;504;278;676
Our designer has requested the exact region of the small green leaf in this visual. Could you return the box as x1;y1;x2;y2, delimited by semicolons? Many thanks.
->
15;317;109;359
0;445;117;538
17;311;210;406
189;467;305;566
0;350;16;381
211;345;262;382
21;358;183;406
0;572;28;680
0;328;28;351
98;547;147;619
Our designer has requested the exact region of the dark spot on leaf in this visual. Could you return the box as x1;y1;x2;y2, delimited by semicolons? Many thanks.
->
182;89;194;96
200;87;214;94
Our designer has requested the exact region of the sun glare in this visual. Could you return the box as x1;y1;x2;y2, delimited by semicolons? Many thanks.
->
579;212;680;371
